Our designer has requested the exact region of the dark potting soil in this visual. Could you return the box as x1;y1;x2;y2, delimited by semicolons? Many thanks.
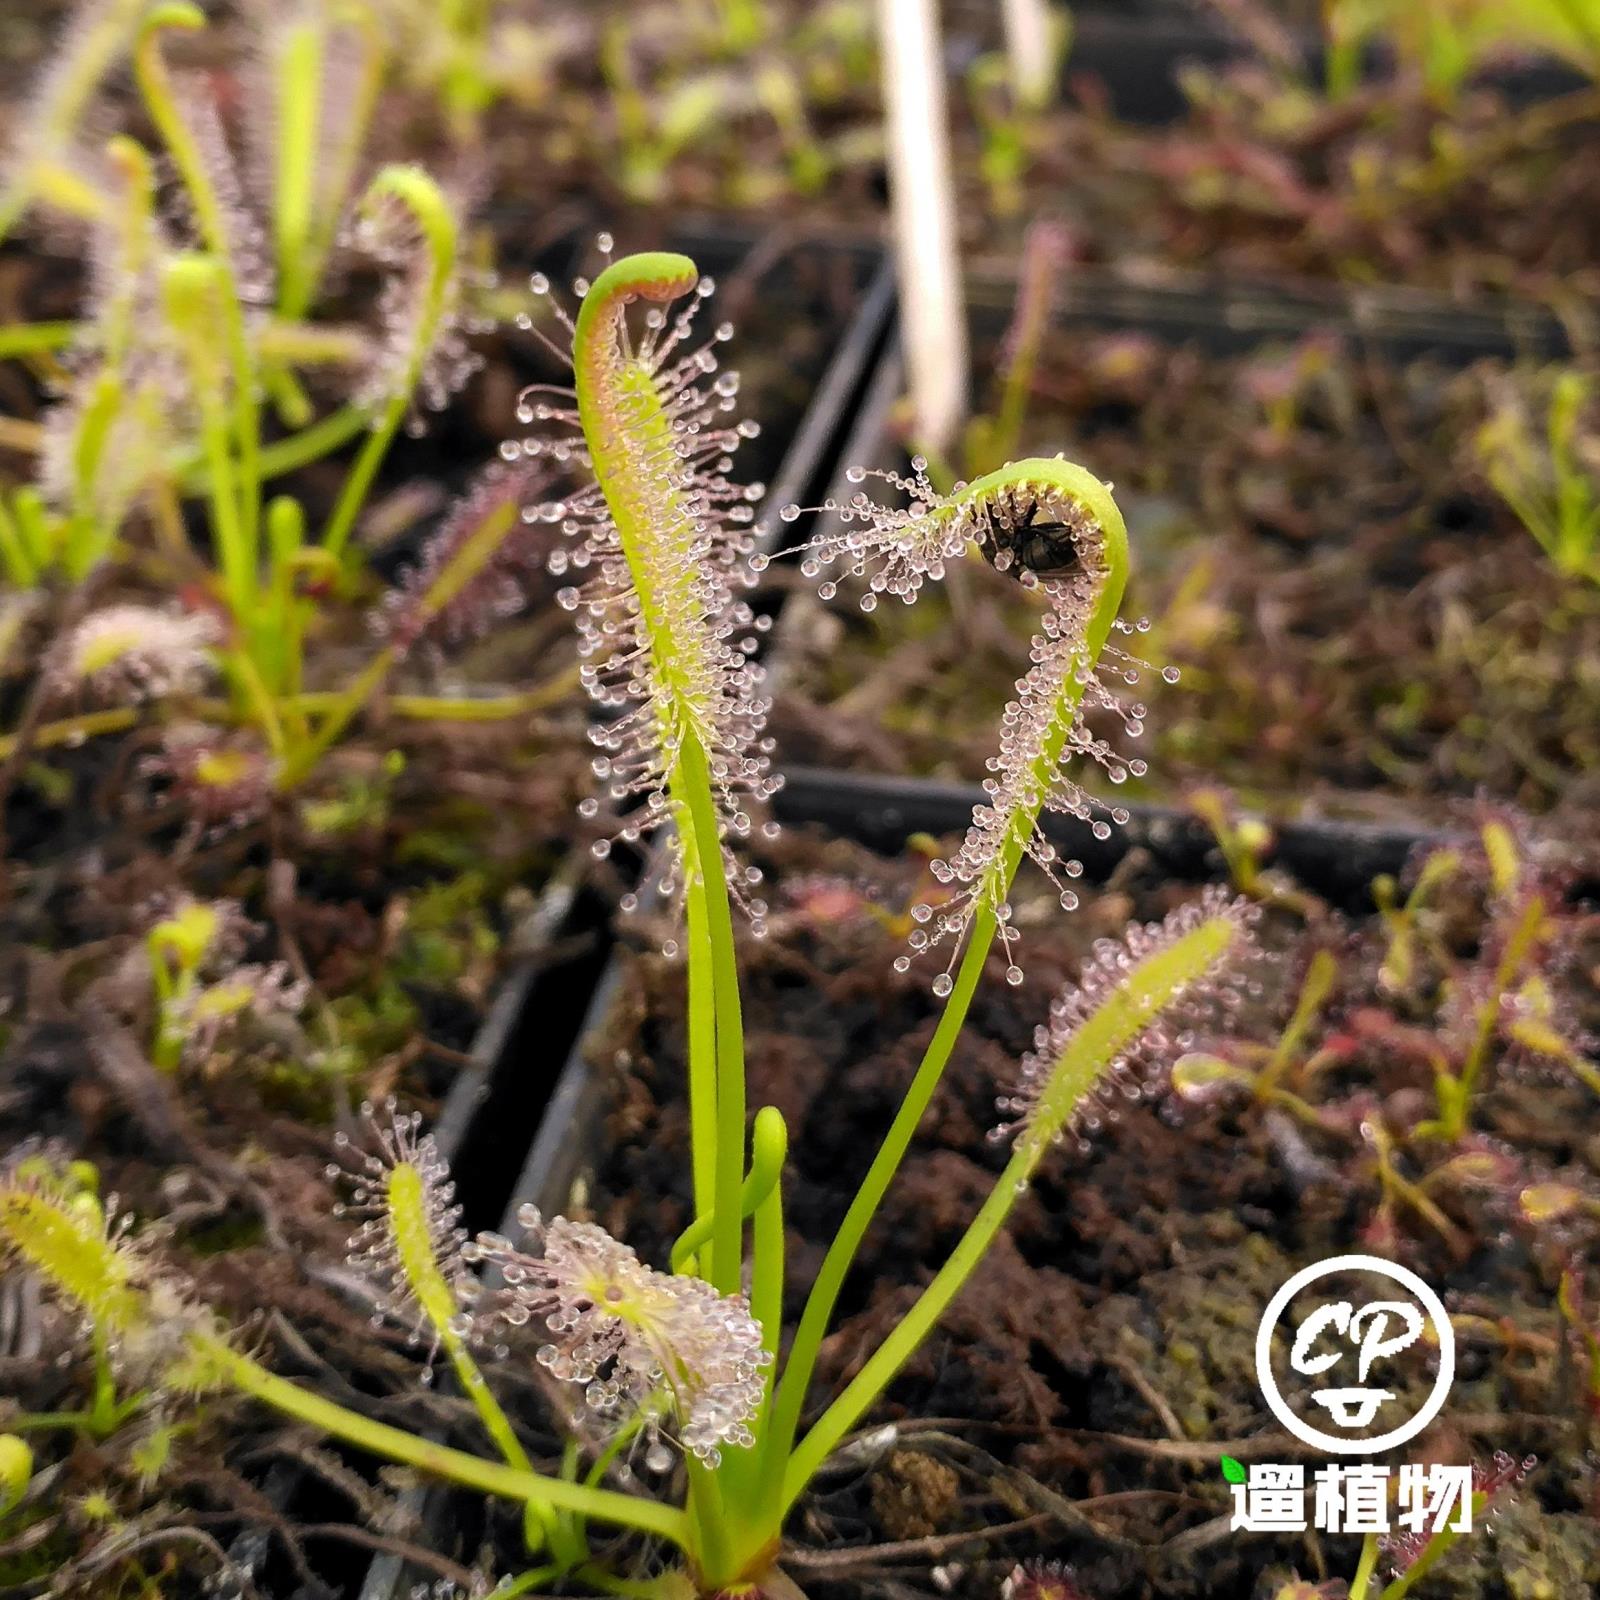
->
493;821;1600;1600
770;322;1600;818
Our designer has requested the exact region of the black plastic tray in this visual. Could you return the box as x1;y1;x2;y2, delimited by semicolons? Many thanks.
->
961;263;1576;363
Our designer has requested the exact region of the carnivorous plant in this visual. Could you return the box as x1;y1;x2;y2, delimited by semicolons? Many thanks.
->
0;2;567;811
2;249;1257;1594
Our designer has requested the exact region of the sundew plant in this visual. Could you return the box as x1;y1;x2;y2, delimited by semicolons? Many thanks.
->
2;250;1259;1594
0;1;561;811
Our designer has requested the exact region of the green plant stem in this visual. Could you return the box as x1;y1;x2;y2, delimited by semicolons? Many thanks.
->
386;1154;560;1554
62;371;127;578
321;406;403;560
5;1410;105;1433
678;731;747;1297
271;16;324;321
749;1108;786;1367
0;680;575;768
495;1565;562;1599
226;645;288;760
717;1110;788;1513
137;5;261;562
323;166;458;559
685;871;719;1223
89;1325;120;1435
574;1563;680;1600
199;1337;690;1547
181;404;371;494
0;499;39;586
256;322;371;368
384;677;581;719
1256;948;1337;1101
264;496;306;709
585;1416;646;1490
1439;894;1548;1137
281;483;548;780
669;1106;785;1276
1348;1532;1382;1600
567;250;747;1286
0;708;140;762
448;1330;530;1471
277;648;395;788
684;1449;731;1580
780;1125;1035;1509
1567;1055;1600;1098
750;458;1129;1526
163;255;254;623
0;321;79;359
754;900;997;1504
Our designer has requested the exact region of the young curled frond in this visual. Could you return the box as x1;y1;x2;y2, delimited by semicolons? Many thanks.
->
134;3;271;303
791;456;1148;983
470;1202;771;1470
354;165;484;422
998;888;1259;1162
508;241;777;922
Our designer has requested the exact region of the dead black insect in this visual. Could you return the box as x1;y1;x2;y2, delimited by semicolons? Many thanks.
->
979;491;1085;581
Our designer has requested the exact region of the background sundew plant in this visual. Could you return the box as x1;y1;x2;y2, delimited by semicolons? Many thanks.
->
0;247;1265;1596
0;0;568;815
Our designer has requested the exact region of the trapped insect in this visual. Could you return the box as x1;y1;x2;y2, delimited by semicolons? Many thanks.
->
980;488;1092;582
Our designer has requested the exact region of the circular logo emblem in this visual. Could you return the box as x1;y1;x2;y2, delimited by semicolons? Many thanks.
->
1254;1254;1454;1454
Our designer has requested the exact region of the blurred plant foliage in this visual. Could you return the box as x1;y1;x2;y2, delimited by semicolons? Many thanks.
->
1324;0;1600;98
1477;370;1600;587
0;0;576;811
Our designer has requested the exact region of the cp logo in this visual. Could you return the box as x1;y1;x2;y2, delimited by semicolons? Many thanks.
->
1254;1255;1454;1454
